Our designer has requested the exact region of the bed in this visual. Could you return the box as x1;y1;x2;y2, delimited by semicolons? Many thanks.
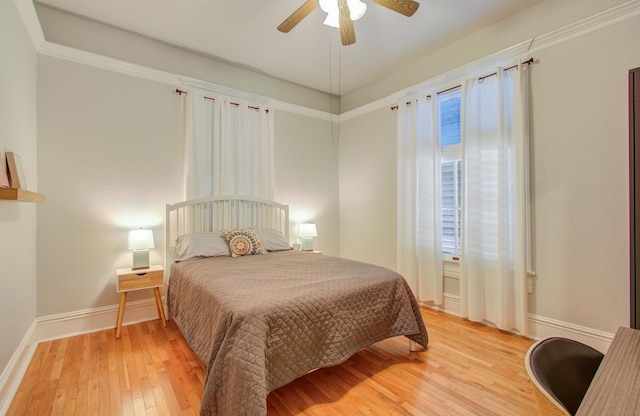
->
164;196;429;416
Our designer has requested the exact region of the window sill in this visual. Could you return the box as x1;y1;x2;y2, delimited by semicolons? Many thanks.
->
443;257;460;280
443;256;460;264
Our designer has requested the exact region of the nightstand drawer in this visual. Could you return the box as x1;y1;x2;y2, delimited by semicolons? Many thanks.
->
115;264;166;338
117;266;164;292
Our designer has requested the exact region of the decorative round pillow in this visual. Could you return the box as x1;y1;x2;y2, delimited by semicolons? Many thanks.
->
229;235;252;256
222;226;267;257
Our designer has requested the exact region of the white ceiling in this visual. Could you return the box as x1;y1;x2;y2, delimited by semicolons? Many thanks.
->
35;0;542;95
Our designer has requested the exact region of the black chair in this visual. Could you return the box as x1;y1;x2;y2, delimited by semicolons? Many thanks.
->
524;337;604;415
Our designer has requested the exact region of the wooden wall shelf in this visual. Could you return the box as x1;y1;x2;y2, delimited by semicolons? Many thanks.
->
0;188;46;203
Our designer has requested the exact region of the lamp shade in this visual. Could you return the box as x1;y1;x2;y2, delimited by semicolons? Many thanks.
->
128;229;154;250
298;223;318;238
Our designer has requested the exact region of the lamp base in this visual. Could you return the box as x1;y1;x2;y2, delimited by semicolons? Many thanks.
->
301;238;314;251
132;250;150;270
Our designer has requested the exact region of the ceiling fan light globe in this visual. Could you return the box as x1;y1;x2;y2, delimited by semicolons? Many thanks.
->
323;12;340;28
319;0;334;14
348;0;367;20
320;0;366;28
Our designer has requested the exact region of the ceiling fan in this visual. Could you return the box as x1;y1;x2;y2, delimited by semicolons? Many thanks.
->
277;0;420;46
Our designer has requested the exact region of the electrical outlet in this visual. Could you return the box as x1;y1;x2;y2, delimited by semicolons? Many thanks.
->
527;272;536;294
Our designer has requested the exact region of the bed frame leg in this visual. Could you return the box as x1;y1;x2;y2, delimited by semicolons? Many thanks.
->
409;340;419;352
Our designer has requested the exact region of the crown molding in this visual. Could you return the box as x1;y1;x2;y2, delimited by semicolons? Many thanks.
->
271;99;337;122
37;41;335;119
38;41;179;86
395;39;533;99
341;39;533;121
178;75;271;105
339;95;397;122
177;76;338;119
14;0;45;49
529;0;640;54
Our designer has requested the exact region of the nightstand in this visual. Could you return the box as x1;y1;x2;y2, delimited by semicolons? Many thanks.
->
115;265;167;339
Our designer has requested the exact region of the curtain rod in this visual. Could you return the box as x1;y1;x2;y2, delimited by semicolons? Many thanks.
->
175;89;269;113
390;58;534;111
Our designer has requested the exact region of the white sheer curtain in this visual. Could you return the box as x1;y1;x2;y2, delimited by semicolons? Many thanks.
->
397;96;444;304
460;63;530;333
182;88;274;200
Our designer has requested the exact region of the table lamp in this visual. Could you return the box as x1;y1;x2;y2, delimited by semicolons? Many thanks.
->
298;223;317;251
128;228;154;270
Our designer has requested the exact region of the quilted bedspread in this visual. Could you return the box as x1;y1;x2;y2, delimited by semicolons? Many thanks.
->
167;250;429;416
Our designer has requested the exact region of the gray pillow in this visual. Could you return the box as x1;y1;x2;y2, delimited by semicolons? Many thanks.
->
175;232;230;261
257;229;292;252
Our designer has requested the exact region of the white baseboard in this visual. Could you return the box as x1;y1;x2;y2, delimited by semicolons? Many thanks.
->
421;293;462;316
0;297;166;412
35;296;167;342
423;294;615;352
0;320;37;415
528;314;614;353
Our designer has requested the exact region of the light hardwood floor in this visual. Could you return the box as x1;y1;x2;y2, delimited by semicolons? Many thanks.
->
8;307;538;415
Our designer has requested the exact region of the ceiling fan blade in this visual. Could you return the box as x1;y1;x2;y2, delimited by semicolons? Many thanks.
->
369;0;420;17
277;0;319;33
338;0;356;45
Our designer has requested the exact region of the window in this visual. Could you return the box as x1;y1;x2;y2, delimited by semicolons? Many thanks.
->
439;90;462;257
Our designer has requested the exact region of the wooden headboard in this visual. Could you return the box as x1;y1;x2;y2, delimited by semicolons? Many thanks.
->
164;195;289;271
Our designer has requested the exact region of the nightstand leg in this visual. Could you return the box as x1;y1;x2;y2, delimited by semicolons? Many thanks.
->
153;287;167;327
116;292;127;339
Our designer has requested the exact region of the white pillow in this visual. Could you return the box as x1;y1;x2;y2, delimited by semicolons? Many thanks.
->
174;232;230;261
257;229;292;252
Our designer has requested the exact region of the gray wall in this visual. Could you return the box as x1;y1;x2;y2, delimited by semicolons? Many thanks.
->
36;55;340;316
36;56;183;314
527;18;635;330
0;0;39;374
274;111;340;256
339;107;397;270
